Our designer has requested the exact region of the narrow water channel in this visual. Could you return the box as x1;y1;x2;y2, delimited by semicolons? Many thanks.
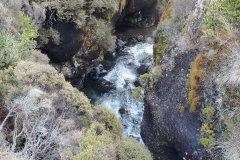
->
84;42;153;141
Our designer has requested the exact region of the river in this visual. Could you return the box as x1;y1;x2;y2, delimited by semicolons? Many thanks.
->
84;42;153;141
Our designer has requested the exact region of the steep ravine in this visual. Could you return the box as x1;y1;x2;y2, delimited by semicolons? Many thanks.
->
83;42;154;141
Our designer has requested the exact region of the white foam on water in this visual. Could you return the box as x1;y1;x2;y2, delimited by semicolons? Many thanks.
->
94;42;153;141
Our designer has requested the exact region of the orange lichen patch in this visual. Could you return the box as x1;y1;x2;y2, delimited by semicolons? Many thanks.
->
119;0;126;12
180;106;186;112
191;54;206;70
189;54;206;89
189;69;204;89
160;0;173;24
190;96;200;112
188;53;206;112
188;89;197;103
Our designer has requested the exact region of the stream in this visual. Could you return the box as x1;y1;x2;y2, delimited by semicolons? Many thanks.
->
84;42;153;141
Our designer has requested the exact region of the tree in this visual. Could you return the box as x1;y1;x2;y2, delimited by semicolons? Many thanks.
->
0;88;65;159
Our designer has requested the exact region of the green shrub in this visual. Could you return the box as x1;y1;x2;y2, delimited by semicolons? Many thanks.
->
73;124;116;160
199;123;215;148
61;83;93;127
131;87;144;100
116;137;152;160
0;13;37;69
93;105;123;140
202;106;216;121
14;61;65;89
204;0;240;34
92;18;116;51
153;29;170;65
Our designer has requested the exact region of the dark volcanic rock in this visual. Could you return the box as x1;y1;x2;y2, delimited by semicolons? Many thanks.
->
43;22;82;62
134;79;142;87
88;64;108;80
126;0;156;15
137;64;148;75
141;50;205;160
84;78;116;94
119;107;128;114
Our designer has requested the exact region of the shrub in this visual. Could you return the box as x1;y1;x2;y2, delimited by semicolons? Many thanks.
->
153;29;171;65
61;83;93;127
199;123;215;148
92;18;116;51
131;86;144;100
14;61;65;90
73;124;116;160
0;14;37;69
202;106;216;121
31;50;49;64
116;137;152;160
219;127;240;160
93;105;123;140
151;66;162;78
219;43;240;87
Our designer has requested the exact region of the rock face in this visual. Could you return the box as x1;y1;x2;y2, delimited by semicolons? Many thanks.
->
141;49;205;159
43;22;83;62
126;0;158;24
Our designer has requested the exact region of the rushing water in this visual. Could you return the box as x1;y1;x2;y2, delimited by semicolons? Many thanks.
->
84;42;153;141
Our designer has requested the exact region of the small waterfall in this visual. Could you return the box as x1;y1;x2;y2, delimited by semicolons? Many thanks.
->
85;42;153;141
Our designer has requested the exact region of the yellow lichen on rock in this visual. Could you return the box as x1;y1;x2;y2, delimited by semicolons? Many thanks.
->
159;0;173;24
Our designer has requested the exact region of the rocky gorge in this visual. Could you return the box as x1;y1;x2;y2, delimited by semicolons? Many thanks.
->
0;0;240;159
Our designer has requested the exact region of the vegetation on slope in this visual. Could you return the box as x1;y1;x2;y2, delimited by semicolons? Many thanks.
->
151;0;240;159
0;1;152;160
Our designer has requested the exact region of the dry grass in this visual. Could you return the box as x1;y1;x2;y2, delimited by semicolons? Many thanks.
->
219;43;240;87
218;127;240;160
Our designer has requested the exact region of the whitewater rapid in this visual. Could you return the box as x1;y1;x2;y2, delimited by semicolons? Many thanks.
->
87;42;153;141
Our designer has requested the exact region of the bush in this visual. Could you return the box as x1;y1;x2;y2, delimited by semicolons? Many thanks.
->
61;83;93;127
93;105;123;140
131;87;144;101
14;61;65;90
202;106;215;121
0;14;37;69
153;29;171;65
92;18;116;51
73;124;116;160
116;137;152;160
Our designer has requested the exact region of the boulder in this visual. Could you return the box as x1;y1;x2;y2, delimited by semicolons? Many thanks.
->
84;78;116;94
137;35;144;41
137;64;148;75
88;64;108;80
116;39;126;51
119;107;128;115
